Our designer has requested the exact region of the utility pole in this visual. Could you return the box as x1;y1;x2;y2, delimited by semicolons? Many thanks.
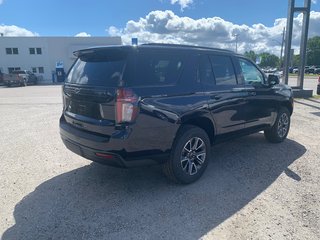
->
233;34;239;53
280;27;285;69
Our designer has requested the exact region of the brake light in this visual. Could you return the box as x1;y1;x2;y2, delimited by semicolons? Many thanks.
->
95;152;114;159
116;88;139;123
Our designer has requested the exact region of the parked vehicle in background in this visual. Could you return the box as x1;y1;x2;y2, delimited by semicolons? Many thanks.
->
313;66;320;74
2;70;37;87
0;70;4;85
293;67;299;74
2;71;25;87
60;44;294;184
12;70;38;86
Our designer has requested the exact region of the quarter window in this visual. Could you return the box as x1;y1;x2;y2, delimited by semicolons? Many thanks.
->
210;55;237;85
133;52;184;86
239;58;264;84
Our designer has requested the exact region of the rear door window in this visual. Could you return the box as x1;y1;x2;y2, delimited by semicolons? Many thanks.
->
210;55;237;85
66;49;127;87
198;56;215;86
131;51;184;86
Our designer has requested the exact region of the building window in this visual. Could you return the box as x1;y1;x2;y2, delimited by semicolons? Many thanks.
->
6;48;19;55
32;67;37;73
38;67;44;73
29;47;42;55
29;48;35;54
8;67;21;73
6;48;12;54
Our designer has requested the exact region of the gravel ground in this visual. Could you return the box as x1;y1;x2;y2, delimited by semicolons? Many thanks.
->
0;85;319;240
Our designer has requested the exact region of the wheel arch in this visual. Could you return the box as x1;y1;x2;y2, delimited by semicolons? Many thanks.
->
178;117;215;145
280;100;293;116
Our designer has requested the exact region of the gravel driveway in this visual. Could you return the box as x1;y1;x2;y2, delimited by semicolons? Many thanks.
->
0;85;319;240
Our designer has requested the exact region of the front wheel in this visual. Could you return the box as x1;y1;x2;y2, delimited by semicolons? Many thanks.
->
163;125;210;184
264;108;291;143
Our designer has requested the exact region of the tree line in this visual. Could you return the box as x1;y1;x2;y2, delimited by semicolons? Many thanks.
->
244;36;320;68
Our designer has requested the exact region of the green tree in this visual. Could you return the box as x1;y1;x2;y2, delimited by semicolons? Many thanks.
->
307;36;320;65
259;52;279;68
292;54;300;67
244;50;257;62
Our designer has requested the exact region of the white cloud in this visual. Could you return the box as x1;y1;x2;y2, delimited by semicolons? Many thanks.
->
107;10;320;55
75;32;91;37
0;24;38;36
0;0;4;5
312;0;317;4
170;0;193;11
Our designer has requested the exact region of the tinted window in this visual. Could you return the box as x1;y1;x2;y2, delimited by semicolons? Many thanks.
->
199;56;214;86
66;50;127;87
210;55;237;85
132;52;183;86
239;58;264;84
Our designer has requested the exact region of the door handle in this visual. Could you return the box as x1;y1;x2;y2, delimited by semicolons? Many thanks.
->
248;91;256;96
210;95;222;100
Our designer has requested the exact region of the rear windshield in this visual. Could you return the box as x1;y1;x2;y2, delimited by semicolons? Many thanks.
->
66;49;127;87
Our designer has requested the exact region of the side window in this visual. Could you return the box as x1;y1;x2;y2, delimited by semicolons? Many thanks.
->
134;52;184;86
198;56;214;86
210;55;237;85
239;58;264;84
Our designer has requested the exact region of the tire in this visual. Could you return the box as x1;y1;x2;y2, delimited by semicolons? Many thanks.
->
163;125;210;184
264;108;291;143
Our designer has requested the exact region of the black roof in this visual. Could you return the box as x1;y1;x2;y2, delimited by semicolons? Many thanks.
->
74;43;236;56
141;43;234;53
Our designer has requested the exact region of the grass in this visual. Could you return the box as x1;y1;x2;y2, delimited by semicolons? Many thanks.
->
289;73;319;78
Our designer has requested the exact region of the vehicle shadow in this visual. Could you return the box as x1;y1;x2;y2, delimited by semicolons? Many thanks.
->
294;99;320;110
2;133;306;240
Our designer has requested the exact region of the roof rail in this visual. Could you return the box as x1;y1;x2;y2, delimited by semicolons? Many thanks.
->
141;43;234;53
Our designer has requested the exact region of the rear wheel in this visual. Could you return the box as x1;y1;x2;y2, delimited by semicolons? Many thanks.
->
264;108;290;143
163;125;210;184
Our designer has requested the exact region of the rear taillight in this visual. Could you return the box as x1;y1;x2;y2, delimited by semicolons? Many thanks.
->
116;88;139;124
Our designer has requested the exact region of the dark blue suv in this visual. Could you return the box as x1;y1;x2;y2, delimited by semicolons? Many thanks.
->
60;44;293;184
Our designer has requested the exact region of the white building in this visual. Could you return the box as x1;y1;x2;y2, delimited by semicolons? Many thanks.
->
0;36;122;83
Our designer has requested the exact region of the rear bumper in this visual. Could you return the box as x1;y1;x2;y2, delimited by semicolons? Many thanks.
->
59;116;172;167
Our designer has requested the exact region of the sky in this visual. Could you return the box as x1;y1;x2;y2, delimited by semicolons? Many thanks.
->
0;0;320;54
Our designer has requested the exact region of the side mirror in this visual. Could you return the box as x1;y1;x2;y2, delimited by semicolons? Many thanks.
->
267;74;280;86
